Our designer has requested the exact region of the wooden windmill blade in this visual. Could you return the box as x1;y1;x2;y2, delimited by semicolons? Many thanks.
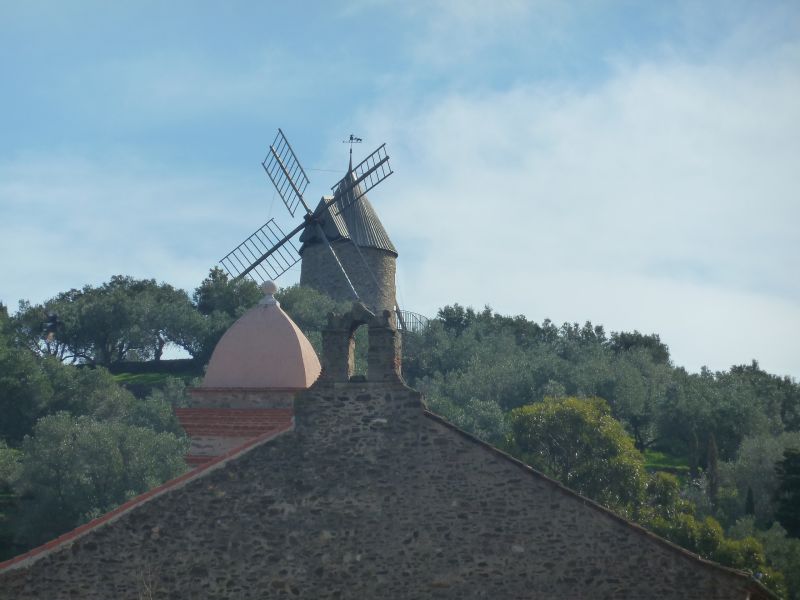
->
219;129;361;301
326;143;393;215
261;129;311;217
219;218;303;284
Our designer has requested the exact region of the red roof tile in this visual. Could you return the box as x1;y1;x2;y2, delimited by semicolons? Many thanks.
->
175;408;293;437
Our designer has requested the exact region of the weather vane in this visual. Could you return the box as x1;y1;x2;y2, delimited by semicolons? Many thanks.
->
343;134;362;160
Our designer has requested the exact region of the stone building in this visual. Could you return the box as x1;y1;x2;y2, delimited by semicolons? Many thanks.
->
299;160;398;316
0;285;775;599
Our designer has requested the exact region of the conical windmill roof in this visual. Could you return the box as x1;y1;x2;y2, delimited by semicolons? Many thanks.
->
299;162;397;255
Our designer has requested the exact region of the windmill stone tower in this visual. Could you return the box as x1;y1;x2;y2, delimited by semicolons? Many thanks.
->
219;129;420;329
298;161;398;315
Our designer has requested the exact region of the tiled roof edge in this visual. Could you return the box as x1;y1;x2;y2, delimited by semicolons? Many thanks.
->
187;386;307;393
0;420;294;574
421;410;778;600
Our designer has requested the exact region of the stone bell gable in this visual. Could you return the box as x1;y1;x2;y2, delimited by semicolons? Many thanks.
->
0;305;774;599
318;303;402;384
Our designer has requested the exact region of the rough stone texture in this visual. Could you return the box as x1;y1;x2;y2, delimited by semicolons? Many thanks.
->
175;407;293;464
186;388;297;409
0;306;769;600
300;240;397;316
179;388;299;464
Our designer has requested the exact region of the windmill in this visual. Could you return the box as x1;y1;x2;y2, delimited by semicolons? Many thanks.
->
219;129;410;329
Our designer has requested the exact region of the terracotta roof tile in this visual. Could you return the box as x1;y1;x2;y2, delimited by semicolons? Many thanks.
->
175;408;293;437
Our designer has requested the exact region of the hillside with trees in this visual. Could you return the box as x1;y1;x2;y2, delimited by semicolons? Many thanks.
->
1;273;799;597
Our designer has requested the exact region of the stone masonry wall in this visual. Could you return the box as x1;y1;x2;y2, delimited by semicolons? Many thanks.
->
186;388;296;409
300;241;396;316
0;308;764;600
0;382;760;599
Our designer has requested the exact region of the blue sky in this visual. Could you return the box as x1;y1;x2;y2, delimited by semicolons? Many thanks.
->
1;1;799;377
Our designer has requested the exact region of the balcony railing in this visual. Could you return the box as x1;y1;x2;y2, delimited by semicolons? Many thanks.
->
395;309;430;334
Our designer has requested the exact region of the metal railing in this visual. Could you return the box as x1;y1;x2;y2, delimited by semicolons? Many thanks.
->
396;310;430;334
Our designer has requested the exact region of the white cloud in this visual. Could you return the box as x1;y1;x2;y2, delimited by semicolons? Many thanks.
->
2;1;798;381
0;153;297;309
361;41;800;377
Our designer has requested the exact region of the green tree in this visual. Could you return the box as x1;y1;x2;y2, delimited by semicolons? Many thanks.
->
507;397;646;510
276;284;350;355
12;276;203;366
645;513;785;595
719;432;800;526
14;413;187;547
0;441;22;560
0;318;54;443
426;396;508;445
189;268;262;362
608;349;669;452
745;487;756;517
136;282;202;361
729;518;798;599
609;330;671;365
193;267;261;317
729;361;800;433
775;448;800;538
708;433;720;509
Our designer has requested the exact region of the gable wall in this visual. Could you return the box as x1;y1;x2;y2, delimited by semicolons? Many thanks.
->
0;377;758;599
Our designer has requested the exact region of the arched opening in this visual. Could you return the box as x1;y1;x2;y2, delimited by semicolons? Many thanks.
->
349;323;369;380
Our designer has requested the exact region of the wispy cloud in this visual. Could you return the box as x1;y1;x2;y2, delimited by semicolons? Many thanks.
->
1;1;798;379
360;36;800;376
0;153;289;308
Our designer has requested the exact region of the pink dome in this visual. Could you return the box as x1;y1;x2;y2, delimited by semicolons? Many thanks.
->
201;297;321;389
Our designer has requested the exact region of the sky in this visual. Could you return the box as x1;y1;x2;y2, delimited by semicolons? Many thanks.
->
1;1;798;378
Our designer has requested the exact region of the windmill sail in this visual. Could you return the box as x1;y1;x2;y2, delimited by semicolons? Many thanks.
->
329;143;392;214
262;129;310;217
220;130;395;314
219;218;300;284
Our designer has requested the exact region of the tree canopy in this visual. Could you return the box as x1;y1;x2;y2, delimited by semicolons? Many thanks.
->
3;278;800;597
507;396;646;510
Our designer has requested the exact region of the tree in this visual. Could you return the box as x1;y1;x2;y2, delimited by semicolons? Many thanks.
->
12;276;203;366
275;284;350;355
719;432;800;526
507;397;646;510
707;433;720;509
426;396;508;445
729;360;800;433
193;267;261;317
136;282;202;361
0;338;53;444
14;413;188;547
0;441;21;561
609;330;671;365
689;429;700;478
729;518;797;600
775;448;800;538
189;268;262;362
608;348;669;452
745;487;756;517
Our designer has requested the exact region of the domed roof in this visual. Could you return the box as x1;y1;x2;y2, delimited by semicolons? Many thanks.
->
201;283;321;389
